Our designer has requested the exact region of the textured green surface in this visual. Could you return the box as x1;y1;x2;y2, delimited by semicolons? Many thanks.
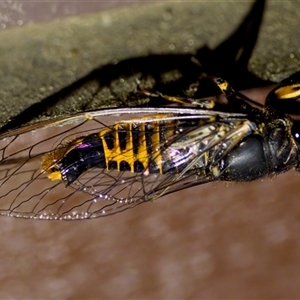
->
0;2;299;124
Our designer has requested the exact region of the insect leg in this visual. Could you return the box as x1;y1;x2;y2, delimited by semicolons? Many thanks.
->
139;89;216;109
212;77;264;112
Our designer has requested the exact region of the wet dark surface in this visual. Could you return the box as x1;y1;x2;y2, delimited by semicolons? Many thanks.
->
0;1;300;298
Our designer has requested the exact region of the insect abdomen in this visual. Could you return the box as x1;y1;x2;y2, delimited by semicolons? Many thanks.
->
46;133;107;184
100;121;163;174
44;119;170;185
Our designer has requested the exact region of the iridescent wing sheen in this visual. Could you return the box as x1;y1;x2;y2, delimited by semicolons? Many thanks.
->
0;107;248;220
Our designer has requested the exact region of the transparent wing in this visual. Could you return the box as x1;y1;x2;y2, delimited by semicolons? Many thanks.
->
0;107;248;220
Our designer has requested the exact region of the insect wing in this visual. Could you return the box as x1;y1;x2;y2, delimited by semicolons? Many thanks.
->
0;107;248;220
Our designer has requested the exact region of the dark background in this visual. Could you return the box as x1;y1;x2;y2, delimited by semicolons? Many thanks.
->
0;1;300;298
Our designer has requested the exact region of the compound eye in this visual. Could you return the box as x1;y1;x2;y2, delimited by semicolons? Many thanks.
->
291;121;300;144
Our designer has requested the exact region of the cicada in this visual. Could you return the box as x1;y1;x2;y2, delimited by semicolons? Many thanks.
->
0;76;300;220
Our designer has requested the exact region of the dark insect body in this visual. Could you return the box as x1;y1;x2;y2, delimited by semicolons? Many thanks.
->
1;76;300;220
